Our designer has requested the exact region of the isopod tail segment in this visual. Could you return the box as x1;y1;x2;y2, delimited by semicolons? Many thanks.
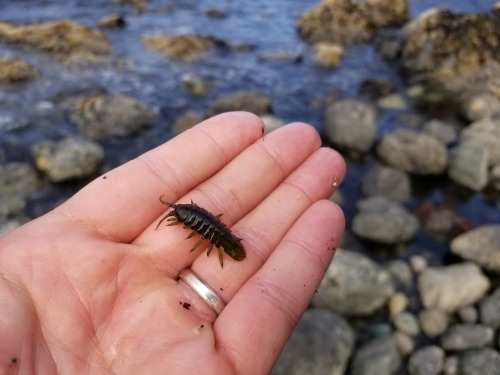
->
155;195;246;268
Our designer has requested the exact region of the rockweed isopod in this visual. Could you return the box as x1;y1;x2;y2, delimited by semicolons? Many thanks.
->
156;195;246;268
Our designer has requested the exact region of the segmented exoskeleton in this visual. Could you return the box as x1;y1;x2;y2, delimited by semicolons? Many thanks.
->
155;195;246;268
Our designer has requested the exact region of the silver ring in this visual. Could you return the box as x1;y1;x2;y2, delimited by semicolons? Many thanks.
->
179;269;226;315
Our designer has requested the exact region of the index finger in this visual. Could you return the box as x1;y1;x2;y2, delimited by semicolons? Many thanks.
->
55;112;264;243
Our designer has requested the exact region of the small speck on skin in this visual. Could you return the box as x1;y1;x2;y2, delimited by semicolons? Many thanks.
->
102;175;107;179
332;176;338;188
11;357;17;365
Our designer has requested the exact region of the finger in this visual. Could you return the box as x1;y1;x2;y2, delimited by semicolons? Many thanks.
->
190;146;344;292
216;200;344;374
54;112;264;243
135;123;324;274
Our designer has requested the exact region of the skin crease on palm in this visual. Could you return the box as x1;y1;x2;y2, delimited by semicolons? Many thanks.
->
0;112;346;375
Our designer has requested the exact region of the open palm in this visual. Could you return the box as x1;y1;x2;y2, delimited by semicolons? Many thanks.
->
0;112;345;374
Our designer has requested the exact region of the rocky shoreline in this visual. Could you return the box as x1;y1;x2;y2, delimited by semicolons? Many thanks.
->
1;0;500;374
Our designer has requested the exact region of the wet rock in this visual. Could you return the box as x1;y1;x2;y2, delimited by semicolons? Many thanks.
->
461;118;500;167
421;119;458;145
182;75;211;96
386;260;413;290
375;34;403;60
297;0;408;45
441;324;494;351
450;225;500;273
311;42;344;68
401;9;500;97
458;349;500;375
313;249;394;316
272;310;354;375
388;292;408;317
409;255;428;274
98;15;126;29
419;308;449;338
352;196;419;244
377;94;408;110
207;91;272;117
407;346;444;375
0;193;25;218
416;202;473;241
418;263;490;313
351;335;401;375
0;20;111;56
393;331;414;357
462;92;500;121
458;306;478;324
31;137;104;182
443;356;459;375
360;165;411;203
479;286;500;329
359;78;396;99
143;34;218;62
69;94;154;140
0;57;39;82
377;129;448;175
257;51;302;64
448;140;489;191
172;112;202;135
324;99;377;154
392;312;420;336
118;0;149;14
0;162;41;196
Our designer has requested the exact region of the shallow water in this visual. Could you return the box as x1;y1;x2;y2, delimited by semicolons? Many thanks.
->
1;0;499;260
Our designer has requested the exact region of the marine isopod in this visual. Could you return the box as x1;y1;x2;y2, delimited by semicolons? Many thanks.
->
156;195;246;268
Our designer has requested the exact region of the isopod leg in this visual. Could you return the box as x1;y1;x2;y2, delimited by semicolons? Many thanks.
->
189;237;204;253
217;247;224;268
206;243;214;256
156;211;175;229
186;230;197;239
167;221;182;226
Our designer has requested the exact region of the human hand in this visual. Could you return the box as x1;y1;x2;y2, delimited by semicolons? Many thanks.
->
0;112;345;374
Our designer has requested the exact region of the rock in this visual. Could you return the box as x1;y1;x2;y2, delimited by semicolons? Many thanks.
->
421;119;458;145
0;20;111;56
324;99;377;154
0;193;25;218
388;292;408;317
172;112;202;135
0;57;39;82
352;196;419;244
0;162;41;196
31;137;104;182
313;249;394;315
448;140;489;191
182;75;211;96
359;78;396;99
461;118;500;167
143;34;219;62
416;202;473;242
462;92;500;121
386;260;413;290
118;0;149;13
257;51;302;64
418;263;490;313
458;306;479;324
393;331;414;356
401;9;500;98
479;286;500;329
207;91;272;117
351;335;401;375
375;34;403;60
451;225;500;273
443;356;459;375
360;165;411;203
0;220;21;238
458;349;500;375
260;115;284;133
407;346;444;375
376;129;448;175
98;15;126;28
69;94;154;140
297;0;408;45
271;310;354;375
392;312;420;336
441;324;494;351
419;308;449;338
491;163;500;191
409;255;428;273
311;42;344;68
377;94;408;110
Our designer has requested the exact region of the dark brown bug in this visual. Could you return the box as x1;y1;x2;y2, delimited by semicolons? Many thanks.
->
155;195;245;268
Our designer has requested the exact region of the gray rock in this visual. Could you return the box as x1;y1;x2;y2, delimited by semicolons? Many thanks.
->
351;335;401;375
457;306;478;324
443;355;459;375
408;346;444;375
324;99;377;154
69;94;154;140
479;286;500;329
409;255;428;273
386;260;413;290
392;312;420;336
352;196;419;244
463;92;500;121
461;118;500;166
393;331;415;356
360;165;411;203
208;91;272;117
458;349;500;375
450;225;500;273
419;308;449;338
0;162;41;195
448;140;489;191
271;309;354;375
418;263;490;313
313;249;394;316
376;129;448;175
441;324;494;351
491;163;500;191
0;219;21;238
32;137;104;182
422;119;458;145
